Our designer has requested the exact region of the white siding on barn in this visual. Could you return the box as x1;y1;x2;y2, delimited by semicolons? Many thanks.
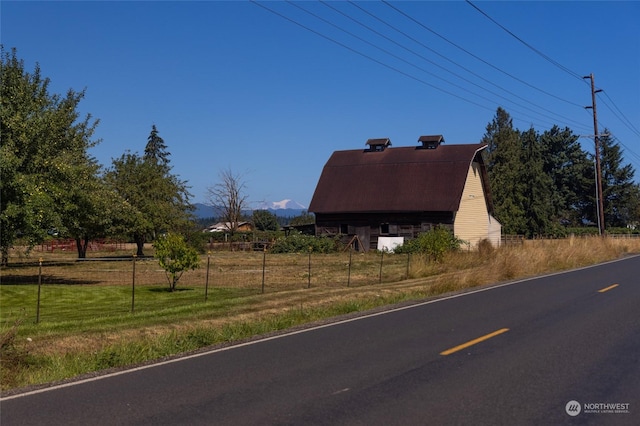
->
454;161;494;248
488;214;502;247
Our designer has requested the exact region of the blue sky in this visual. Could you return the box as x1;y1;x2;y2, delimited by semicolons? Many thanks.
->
2;1;639;208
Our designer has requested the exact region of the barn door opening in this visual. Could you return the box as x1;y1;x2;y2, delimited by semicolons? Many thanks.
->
356;226;370;252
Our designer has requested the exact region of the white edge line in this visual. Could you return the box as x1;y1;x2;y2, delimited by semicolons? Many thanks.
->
2;254;637;401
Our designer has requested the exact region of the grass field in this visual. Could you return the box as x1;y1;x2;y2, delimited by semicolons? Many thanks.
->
2;236;640;393
1;248;410;325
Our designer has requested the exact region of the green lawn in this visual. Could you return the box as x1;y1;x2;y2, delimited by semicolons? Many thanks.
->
1;284;258;337
1;250;410;335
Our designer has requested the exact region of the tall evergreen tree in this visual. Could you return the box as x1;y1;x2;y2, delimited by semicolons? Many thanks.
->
482;107;527;235
144;124;170;167
598;131;637;228
539;126;592;226
520;127;555;237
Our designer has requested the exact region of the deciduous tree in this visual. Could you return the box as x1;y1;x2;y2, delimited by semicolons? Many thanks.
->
252;209;279;231
105;146;192;256
206;169;249;236
60;161;131;258
0;47;100;264
153;233;200;291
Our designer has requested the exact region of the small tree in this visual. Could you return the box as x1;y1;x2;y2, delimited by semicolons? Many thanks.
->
153;233;200;291
252;209;279;231
206;168;249;236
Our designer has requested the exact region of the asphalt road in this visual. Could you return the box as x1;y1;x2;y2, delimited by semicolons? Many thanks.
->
2;255;639;425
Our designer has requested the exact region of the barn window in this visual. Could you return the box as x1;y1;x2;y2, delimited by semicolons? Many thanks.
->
380;223;390;234
340;224;349;234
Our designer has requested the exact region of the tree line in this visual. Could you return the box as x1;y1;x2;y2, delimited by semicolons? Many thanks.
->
2;48;639;265
0;47;314;265
1;47;192;264
482;107;639;237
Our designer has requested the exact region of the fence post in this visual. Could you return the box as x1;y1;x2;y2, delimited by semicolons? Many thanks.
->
307;247;312;289
261;247;266;294
131;254;137;313
405;253;410;279
36;258;43;324
205;252;211;301
347;247;352;287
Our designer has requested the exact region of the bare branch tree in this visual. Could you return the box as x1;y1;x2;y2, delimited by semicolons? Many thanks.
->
206;168;249;235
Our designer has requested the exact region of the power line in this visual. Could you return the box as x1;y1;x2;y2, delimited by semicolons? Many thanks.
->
465;0;586;82
381;0;585;109
465;0;640;165
251;1;493;112
303;0;575;129
342;1;590;132
293;0;492;102
599;91;640;139
253;1;633;151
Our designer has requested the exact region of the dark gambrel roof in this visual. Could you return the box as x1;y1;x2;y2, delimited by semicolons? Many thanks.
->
309;143;487;214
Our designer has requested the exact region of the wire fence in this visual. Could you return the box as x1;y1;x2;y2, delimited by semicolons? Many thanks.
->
8;233;636;323
1;250;415;323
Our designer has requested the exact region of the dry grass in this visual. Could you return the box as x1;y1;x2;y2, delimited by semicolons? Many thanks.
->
3;244;410;290
2;236;640;392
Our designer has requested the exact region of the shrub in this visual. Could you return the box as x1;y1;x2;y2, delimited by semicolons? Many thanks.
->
477;238;495;258
607;227;640;235
269;232;341;253
183;229;212;254
0;316;31;389
564;227;600;237
153;233;200;291
395;227;464;261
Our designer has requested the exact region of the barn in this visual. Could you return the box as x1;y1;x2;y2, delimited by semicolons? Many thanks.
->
308;135;501;251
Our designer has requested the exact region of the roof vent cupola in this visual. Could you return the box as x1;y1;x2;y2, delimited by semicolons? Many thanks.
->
418;135;444;149
366;138;391;152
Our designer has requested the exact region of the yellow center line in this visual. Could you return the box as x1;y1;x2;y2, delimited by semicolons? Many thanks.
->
598;284;619;293
440;328;510;356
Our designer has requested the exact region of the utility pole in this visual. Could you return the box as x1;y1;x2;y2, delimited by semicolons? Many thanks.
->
584;73;605;236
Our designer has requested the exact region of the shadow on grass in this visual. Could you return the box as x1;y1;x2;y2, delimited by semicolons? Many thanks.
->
83;255;154;260
1;261;78;269
147;287;195;293
0;275;101;285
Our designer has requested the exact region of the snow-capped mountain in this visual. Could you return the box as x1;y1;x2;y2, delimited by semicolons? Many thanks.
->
193;200;307;219
258;199;307;210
